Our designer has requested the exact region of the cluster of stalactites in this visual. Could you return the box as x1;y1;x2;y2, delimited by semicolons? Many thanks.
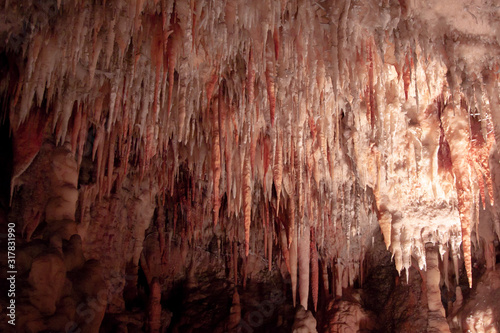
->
4;0;500;294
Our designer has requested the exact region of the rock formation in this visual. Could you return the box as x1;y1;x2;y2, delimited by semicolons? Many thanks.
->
1;0;500;331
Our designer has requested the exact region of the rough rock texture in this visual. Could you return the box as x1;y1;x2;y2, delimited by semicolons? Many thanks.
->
323;299;377;333
293;306;318;333
450;264;500;332
1;0;500;331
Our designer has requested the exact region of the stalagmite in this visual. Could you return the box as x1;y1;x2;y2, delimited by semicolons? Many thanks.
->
227;289;241;330
148;278;161;333
426;245;451;332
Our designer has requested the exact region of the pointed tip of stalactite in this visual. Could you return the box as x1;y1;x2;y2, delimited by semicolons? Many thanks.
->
466;257;473;288
378;211;392;250
213;211;218;227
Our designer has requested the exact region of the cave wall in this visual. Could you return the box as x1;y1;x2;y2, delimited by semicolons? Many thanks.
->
1;0;500;332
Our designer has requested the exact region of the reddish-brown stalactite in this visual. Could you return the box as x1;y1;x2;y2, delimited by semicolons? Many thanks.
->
310;228;319;312
150;15;164;118
205;70;219;118
366;40;376;129
280;228;291;274
212;96;221;226
265;34;276;127
321;260;329;299
298;222;310;310
263;134;271;193
71;104;82;154
247;48;255;107
273;130;283;211
243;154;252;257
166;22;180;117
290;222;298;307
266;202;272;271
288;194;296;248
403;54;412;101
273;26;280;60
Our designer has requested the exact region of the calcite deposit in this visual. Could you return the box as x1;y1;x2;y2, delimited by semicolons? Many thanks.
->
1;0;500;331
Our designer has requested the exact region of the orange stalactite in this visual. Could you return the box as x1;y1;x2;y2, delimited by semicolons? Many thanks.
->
273;26;280;61
265;41;276;128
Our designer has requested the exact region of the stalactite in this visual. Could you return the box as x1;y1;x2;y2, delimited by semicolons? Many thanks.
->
321;260;329;299
243;153;252;257
280;228;291;274
166;22;179;117
274;130;283;211
212;96;221;226
290;218;298;307
232;240;238;286
378;211;392;250
298;221;310;310
441;103;473;288
310;228;319;312
247;47;255;109
267;207;273;272
265;33;276;127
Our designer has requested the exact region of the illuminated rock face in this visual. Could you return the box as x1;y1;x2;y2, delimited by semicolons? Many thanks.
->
1;0;500;331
